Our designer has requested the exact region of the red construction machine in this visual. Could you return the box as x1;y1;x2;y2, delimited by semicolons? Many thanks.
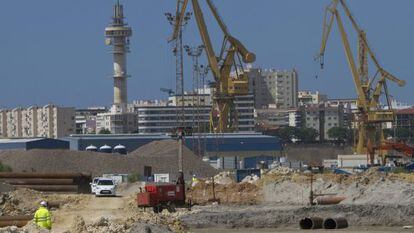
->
136;172;191;213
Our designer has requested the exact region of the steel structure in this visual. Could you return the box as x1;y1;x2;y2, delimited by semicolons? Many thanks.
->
170;0;256;133
318;0;406;163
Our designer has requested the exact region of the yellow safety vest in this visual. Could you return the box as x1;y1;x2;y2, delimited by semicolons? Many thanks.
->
33;207;52;230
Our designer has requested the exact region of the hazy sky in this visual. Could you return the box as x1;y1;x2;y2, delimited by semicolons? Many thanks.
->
0;0;413;108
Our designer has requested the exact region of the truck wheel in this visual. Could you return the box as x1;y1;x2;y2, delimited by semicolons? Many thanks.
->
153;206;163;214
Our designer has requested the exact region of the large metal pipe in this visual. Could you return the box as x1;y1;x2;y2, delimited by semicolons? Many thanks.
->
0;173;91;179
299;217;323;229
323;217;349;229
315;196;346;205
0;215;32;221
3;179;74;185
13;185;78;192
0;220;29;228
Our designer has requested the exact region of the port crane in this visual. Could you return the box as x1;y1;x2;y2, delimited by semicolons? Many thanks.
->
318;0;406;164
170;0;256;133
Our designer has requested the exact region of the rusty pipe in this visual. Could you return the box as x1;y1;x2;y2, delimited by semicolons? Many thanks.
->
299;217;323;229
0;220;29;227
0;215;32;221
323;217;348;229
3;178;74;185
13;185;78;192
315;196;346;205
0;173;91;179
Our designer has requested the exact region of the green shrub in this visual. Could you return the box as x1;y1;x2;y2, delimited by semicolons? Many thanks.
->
0;162;12;172
127;172;141;183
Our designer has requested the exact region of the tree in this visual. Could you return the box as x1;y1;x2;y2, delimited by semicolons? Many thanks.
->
274;126;299;143
296;127;319;143
328;127;350;142
383;127;412;141
98;128;111;134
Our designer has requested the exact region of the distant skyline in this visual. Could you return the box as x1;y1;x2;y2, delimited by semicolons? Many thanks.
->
0;0;413;108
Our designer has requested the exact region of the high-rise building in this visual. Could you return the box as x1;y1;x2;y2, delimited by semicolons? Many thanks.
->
0;105;75;139
246;68;298;109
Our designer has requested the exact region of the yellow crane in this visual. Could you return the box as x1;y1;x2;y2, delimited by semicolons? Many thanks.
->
318;0;406;163
170;0;256;133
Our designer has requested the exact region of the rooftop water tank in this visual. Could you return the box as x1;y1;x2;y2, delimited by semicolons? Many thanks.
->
99;145;112;153
113;144;127;155
85;145;98;152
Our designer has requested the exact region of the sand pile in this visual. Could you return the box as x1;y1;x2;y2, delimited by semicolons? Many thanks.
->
129;140;217;179
0;140;218;179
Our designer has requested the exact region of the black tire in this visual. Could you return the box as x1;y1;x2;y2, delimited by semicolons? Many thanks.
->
153;206;163;214
167;204;176;213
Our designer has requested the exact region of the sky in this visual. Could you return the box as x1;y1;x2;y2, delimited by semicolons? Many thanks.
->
0;0;413;108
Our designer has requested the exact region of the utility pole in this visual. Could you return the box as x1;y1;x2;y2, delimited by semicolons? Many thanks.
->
184;45;205;156
165;2;191;174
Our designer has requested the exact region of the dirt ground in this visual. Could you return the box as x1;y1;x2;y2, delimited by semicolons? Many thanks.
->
190;227;414;233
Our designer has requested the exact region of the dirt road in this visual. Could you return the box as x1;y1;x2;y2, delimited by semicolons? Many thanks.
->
51;195;128;233
51;192;130;233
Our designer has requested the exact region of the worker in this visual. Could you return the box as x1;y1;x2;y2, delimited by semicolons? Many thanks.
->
33;201;52;231
191;174;199;187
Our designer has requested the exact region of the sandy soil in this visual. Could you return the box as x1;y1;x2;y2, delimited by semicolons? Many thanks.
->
51;193;129;233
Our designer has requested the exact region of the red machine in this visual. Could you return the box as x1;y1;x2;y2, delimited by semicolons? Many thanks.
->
137;172;190;213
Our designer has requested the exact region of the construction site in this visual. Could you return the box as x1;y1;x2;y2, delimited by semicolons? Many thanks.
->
0;0;413;232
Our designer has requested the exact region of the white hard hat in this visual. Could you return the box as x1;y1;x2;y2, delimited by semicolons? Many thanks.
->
40;201;47;207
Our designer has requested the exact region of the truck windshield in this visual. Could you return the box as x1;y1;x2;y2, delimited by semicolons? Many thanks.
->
98;180;114;185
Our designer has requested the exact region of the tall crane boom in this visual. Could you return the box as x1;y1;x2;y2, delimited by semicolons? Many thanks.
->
317;0;406;163
170;0;256;133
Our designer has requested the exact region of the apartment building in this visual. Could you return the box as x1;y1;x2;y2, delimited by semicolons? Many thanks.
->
0;105;75;139
96;112;138;134
133;93;255;134
304;104;344;141
256;108;303;130
246;68;298;109
298;91;328;106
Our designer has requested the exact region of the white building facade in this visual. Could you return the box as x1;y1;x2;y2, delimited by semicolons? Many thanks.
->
0;105;75;139
246;68;298;109
304;104;344;141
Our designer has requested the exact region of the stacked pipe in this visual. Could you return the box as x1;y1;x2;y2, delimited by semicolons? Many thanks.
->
0;215;32;228
0;173;92;193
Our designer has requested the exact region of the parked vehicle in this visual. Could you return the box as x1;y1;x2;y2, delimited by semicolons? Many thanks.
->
90;177;102;194
94;178;117;197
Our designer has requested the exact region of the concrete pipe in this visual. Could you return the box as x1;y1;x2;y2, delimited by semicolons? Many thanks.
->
299;217;323;229
323;217;349;229
315;196;346;205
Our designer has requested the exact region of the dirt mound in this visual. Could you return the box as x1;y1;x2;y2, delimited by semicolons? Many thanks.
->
0;140;218;179
129;140;218;179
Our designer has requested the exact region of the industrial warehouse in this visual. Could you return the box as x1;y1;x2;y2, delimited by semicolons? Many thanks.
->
0;0;414;232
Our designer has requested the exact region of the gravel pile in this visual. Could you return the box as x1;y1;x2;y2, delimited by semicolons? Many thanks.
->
0;140;217;179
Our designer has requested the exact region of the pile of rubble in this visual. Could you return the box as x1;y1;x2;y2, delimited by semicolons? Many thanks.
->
65;214;187;233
